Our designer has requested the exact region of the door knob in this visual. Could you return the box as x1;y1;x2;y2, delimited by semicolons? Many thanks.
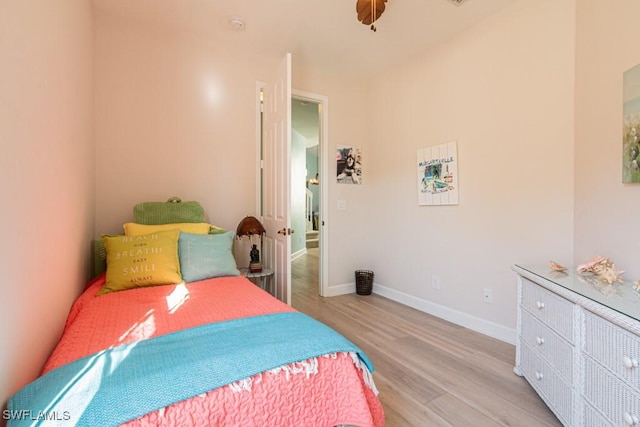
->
278;228;287;235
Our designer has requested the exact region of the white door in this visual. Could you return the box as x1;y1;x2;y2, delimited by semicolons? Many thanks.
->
262;53;292;304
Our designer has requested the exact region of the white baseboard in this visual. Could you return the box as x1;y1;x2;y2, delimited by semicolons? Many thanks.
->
324;282;357;297
327;281;516;344
290;248;307;262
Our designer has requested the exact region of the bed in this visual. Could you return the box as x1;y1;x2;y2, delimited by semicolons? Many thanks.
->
7;200;384;426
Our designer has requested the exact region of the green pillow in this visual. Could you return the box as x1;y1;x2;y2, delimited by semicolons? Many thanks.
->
133;197;205;225
99;230;182;295
178;231;240;283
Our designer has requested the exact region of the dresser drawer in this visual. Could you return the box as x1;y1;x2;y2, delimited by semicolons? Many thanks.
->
583;355;640;426
521;278;574;342
521;341;573;426
520;309;573;382
584;310;640;391
583;402;614;427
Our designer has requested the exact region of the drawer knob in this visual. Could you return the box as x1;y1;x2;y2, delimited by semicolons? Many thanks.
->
623;412;639;426
536;336;545;345
536;301;545;310
623;356;639;369
535;371;544;380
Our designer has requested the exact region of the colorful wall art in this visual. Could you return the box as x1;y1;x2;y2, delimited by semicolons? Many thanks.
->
417;142;459;206
623;63;640;183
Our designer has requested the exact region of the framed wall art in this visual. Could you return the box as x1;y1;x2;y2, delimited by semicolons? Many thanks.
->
417;142;458;206
336;145;362;184
623;63;640;183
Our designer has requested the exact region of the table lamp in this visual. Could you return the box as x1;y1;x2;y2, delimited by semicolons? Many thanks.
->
236;215;266;273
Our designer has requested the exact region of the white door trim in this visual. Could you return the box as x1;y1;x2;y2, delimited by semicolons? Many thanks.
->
292;89;329;298
255;80;264;215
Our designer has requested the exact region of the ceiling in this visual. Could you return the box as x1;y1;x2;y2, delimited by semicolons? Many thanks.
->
92;0;517;80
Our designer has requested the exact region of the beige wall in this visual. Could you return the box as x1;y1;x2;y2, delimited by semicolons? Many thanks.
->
93;12;370;286
574;0;640;278
291;66;370;288
94;13;265;236
0;0;94;406
365;0;576;339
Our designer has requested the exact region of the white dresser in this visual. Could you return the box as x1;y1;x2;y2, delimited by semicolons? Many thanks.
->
513;265;640;427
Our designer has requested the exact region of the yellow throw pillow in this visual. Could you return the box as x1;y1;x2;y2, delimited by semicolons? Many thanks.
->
99;230;182;295
123;222;212;236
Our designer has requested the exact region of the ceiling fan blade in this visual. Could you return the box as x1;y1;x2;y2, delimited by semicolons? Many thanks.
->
356;0;387;25
356;0;371;23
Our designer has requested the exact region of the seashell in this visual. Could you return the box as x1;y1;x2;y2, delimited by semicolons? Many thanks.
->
576;256;608;273
549;261;568;272
576;256;624;284
598;264;624;284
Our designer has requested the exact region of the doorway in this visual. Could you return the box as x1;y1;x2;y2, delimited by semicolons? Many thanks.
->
256;82;329;300
292;89;330;296
291;97;321;297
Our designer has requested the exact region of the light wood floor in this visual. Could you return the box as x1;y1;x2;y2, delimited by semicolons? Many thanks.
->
291;249;562;427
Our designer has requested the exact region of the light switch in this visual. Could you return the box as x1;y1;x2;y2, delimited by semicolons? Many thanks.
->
337;200;347;210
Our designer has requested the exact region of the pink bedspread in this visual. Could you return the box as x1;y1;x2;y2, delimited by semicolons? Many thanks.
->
43;275;384;426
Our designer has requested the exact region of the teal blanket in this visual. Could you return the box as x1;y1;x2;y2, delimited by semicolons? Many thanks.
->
8;312;373;427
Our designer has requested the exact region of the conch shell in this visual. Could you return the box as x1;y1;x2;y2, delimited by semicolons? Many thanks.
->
576;256;624;284
549;261;568;272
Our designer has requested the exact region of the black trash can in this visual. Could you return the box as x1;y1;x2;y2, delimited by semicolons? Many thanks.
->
355;270;374;295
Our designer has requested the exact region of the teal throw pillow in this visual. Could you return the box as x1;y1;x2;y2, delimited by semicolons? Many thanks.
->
178;231;240;283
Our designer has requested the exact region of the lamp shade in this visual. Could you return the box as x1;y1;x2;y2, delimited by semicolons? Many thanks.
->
236;215;266;238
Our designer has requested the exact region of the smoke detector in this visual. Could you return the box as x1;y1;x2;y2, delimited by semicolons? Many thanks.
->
227;16;246;31
446;0;469;5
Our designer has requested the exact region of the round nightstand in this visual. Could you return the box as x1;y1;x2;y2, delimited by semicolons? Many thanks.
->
239;268;274;294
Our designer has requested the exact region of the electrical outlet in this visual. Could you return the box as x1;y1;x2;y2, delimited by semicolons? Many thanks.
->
483;288;493;304
431;275;441;289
